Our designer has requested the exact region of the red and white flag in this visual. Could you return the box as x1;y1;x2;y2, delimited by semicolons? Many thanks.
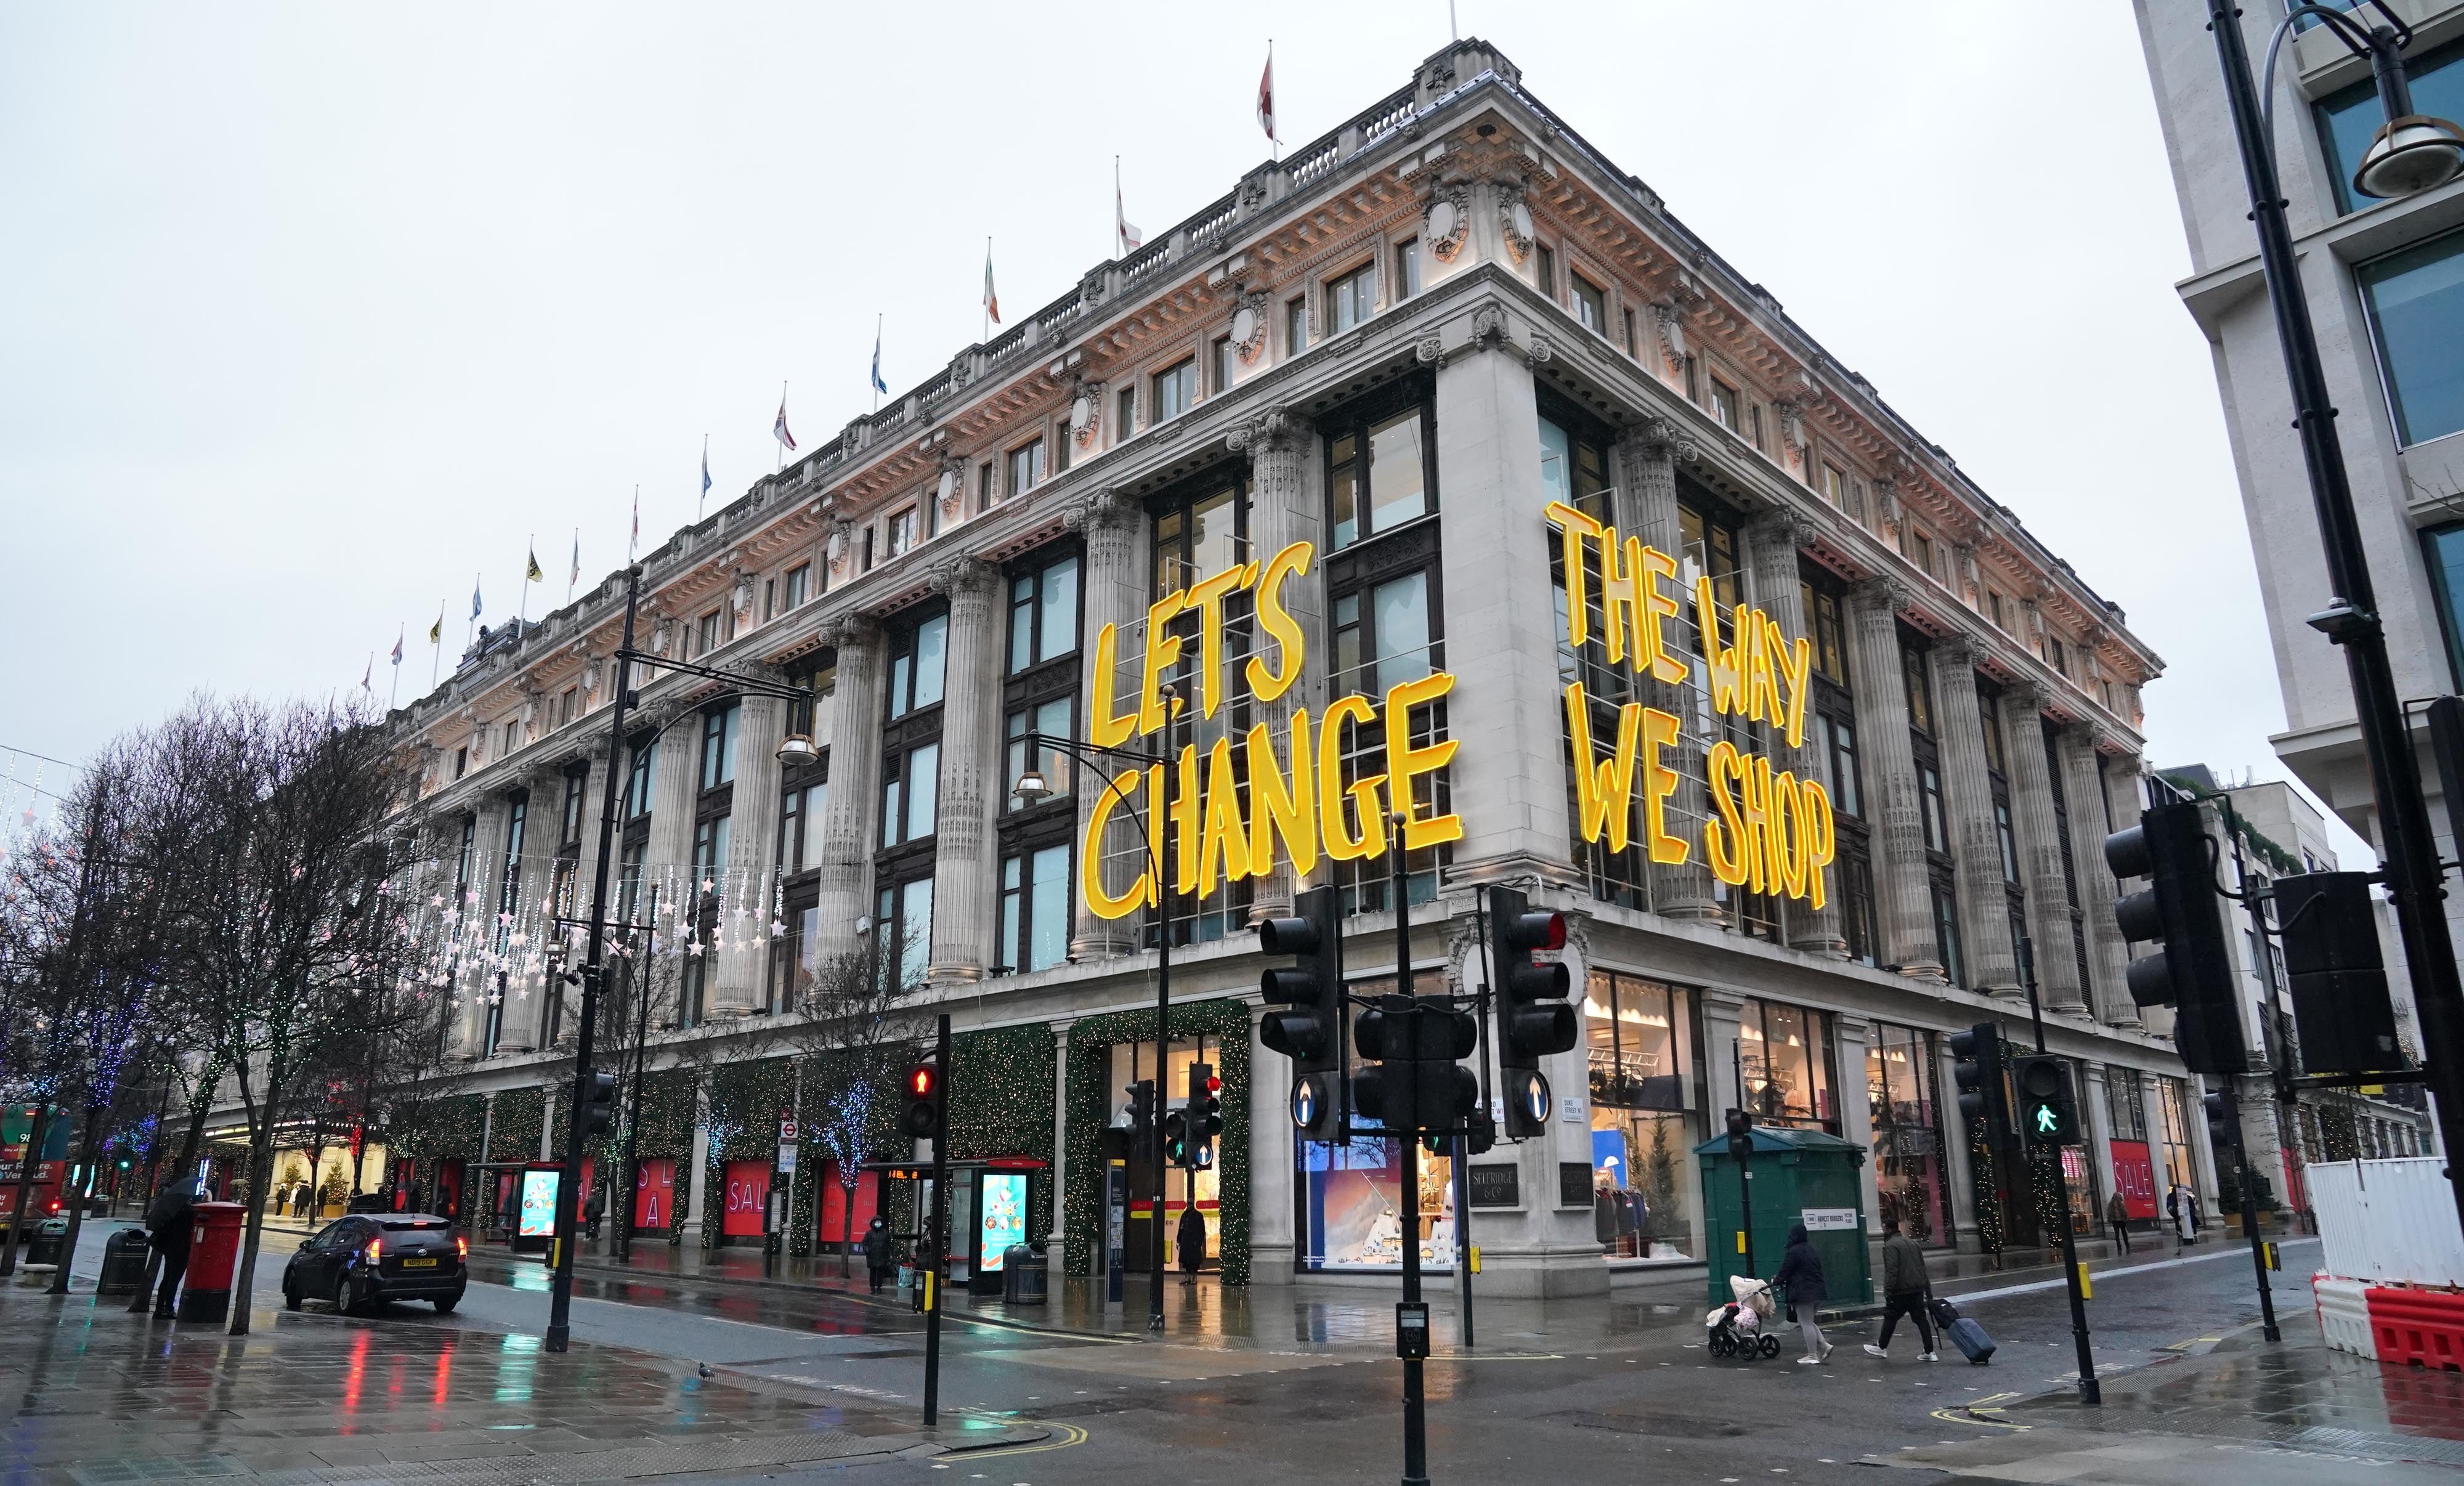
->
1116;159;1141;256
773;397;796;452
1257;46;1277;145
983;242;1001;325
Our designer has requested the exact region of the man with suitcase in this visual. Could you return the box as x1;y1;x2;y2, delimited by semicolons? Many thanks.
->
1862;1220;1937;1362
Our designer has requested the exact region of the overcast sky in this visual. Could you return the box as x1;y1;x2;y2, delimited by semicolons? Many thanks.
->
0;4;2349;854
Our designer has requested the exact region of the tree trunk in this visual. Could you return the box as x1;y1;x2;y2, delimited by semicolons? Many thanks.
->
228;1124;276;1337
842;1177;856;1278
47;1105;107;1295
0;1103;53;1279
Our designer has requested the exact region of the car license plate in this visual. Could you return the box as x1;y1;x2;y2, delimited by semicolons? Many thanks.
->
400;1257;439;1268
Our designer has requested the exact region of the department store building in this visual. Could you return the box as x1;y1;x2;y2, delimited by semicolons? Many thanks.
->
384;41;2211;1294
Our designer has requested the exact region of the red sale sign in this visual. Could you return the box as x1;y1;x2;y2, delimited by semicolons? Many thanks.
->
722;1161;770;1238
2110;1140;2158;1220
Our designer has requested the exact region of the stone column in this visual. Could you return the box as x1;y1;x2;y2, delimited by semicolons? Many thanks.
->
2060;726;2135;1027
511;770;565;1049
2081;1062;2117;1246
928;558;1003;988
1844;579;1943;980
1931;635;2020;997
686;1081;713;1244
460;800;510;1056
1071;489;1145;960
2002;683;2086;1012
1743;509;1844;953
1049;1020;1073;1255
711;692;786;1015
1614;421;1719;920
1247;1004;1295;1283
1698;989;1747;1119
572;743;610;928
2097;753;2146;1029
1433;333;1578;889
1932;1034;1980;1251
646;709;700;888
1230;408;1320;922
814;616;885;964
1833;1015;1883;1256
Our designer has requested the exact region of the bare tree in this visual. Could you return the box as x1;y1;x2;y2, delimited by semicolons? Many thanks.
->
770;948;927;1273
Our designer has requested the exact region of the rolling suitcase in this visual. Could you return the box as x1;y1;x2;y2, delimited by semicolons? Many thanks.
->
1928;1297;1995;1365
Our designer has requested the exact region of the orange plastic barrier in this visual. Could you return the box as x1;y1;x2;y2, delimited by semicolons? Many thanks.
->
2365;1285;2464;1371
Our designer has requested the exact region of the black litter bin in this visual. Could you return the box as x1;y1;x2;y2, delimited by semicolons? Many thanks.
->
26;1217;70;1269
1002;1244;1047;1305
97;1228;150;1296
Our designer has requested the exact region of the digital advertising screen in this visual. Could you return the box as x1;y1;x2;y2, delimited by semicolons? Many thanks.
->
518;1169;560;1238
977;1172;1027;1272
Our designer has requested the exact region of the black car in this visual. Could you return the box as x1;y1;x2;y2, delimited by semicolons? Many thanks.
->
282;1213;466;1313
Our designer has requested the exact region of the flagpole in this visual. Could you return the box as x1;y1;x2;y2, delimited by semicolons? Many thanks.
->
468;574;480;650
777;384;787;474
983;238;991;343
391;625;403;708
567;527;579;606
520;534;534;630
873;315;883;414
1271;41;1279;163
700;435;711;521
1115;156;1122;258
433;605;444;688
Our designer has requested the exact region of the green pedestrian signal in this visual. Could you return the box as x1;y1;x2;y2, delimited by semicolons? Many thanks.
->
2010;1055;2081;1147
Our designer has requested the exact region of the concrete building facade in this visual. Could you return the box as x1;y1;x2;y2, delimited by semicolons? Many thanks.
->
381;42;2205;1292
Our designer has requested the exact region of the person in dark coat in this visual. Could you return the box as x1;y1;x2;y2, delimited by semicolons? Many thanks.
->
1861;1220;1936;1361
861;1217;895;1294
144;1179;197;1320
1769;1221;1831;1364
2106;1192;2131;1255
1176;1206;1207;1282
583;1189;605;1241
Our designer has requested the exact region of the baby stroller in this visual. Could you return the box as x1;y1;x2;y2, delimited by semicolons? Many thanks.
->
1706;1273;1781;1360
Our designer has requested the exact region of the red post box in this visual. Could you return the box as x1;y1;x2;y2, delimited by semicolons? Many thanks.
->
177;1201;245;1323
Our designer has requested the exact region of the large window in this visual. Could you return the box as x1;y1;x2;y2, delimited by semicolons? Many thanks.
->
2317;37;2464;216
777;771;827;874
1005;438;1047;500
698;703;738;792
1734;996;1838;1133
1584;970;1700;1261
1009;553;1080;673
1326;399;1435;550
2359;227;2464;447
1866;1025;1949;1246
1143;475;1254;945
886;614;949;721
1326;261;1376;333
998;843;1071;975
2424;523;2464;688
1152;358;1198;423
1329;566;1445;915
874;875;933;994
1571;272;1607;335
880;742;939;847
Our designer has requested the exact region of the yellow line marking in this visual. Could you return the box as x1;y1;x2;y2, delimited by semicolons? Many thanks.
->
951;1421;1091;1458
1932;1391;2031;1431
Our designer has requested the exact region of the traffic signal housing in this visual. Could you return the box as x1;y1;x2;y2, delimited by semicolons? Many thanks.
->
2008;1055;2080;1148
1947;1023;2012;1150
2105;802;2248;1075
1258;886;1344;1139
574;1069;619;1139
1488;885;1573;1138
904;1056;944;1140
1161;1108;1191;1167
1724;1107;1754;1164
1354;1002;1479;1135
1127;1079;1156;1166
2274;871;2405;1074
1188;1063;1222;1169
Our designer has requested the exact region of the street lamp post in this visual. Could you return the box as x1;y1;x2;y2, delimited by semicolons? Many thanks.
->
1012;694;1176;1333
545;565;819;1353
2204;0;2464;1237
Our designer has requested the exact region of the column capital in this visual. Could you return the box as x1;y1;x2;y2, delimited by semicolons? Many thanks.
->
925;554;1001;603
1064;485;1140;535
2003;677;2046;718
1850;574;1910;613
1745;506;1817;550
1932;628;1979;670
1226;405;1307;455
1622;414;1699;465
814;611;881;652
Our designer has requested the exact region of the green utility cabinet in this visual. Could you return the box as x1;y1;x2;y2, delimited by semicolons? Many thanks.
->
1695;1126;1871;1307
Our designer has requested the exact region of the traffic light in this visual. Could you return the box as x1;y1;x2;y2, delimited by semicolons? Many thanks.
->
2008;1055;2080;1147
1127;1079;1156;1165
1488;885;1573;1139
2273;871;2405;1074
1724;1107;1754;1163
1947;1023;2013;1150
1354;1003;1479;1135
574;1069;619;1138
2204;1087;2240;1152
1188;1063;1222;1169
1258;885;1344;1140
2105;802;2248;1075
1162;1108;1191;1167
904;1055;944;1140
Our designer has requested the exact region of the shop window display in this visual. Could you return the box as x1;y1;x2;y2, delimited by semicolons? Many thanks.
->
1584;970;1700;1259
1734;996;1838;1133
1865;1023;1948;1246
1296;969;1455;1272
1107;1034;1225;1264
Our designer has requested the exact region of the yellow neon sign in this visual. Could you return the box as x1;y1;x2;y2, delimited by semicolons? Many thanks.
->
1079;543;1462;920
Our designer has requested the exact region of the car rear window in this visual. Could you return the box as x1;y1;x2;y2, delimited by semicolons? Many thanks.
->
381;1219;446;1231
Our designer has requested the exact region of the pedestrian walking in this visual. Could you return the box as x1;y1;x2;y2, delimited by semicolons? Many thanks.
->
583;1189;605;1242
144;1178;196;1320
1176;1206;1207;1283
1861;1220;1937;1362
2106;1192;2132;1256
861;1217;894;1294
2167;1184;2195;1249
1770;1221;1831;1365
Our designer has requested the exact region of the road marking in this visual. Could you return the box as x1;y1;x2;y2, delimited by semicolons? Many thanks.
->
1944;1238;2318;1307
1931;1390;2032;1431
952;1421;1090;1460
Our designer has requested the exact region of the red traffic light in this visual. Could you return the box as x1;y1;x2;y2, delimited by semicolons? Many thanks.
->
1206;1074;1222;1094
1504;909;1565;952
907;1065;938;1098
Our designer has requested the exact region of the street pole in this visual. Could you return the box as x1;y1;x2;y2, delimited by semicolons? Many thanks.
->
1453;1135;1473;1349
1149;688;1178;1333
545;564;642;1354
1392;820;1427;1486
1733;1039;1755;1278
2205;0;2464;1240
2211;794;2285;1342
922;1012;952;1426
2019;936;2100;1406
617;890;657;1265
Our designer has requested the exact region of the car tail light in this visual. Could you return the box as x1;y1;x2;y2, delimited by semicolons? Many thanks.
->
367;1236;382;1262
456;1235;468;1260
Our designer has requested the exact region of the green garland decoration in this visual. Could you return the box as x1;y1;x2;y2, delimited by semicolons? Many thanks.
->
1061;998;1252;1286
389;1094;487;1163
1967;1116;2004;1256
700;1057;800;1250
488;1086;546;1164
950;1024;1059;1248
